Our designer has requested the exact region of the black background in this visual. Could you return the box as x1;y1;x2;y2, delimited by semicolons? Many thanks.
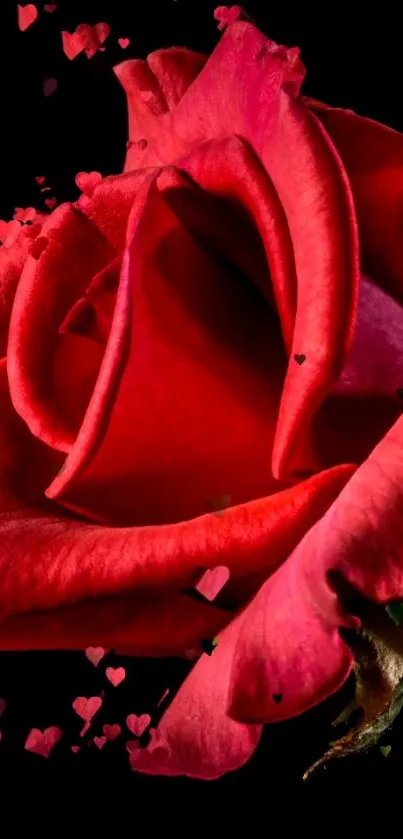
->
0;0;402;792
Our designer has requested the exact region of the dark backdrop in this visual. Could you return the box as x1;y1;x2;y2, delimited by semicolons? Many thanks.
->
0;0;401;791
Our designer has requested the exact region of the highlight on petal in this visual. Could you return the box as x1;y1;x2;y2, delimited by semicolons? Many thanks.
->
228;411;403;724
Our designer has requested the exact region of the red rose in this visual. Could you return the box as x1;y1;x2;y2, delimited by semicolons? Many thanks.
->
1;7;403;779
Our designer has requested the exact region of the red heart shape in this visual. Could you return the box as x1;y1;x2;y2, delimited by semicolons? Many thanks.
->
94;736;107;750
44;4;56;11
105;667;126;687
18;4;38;32
103;724;121;741
118;38;130;49
25;727;62;758
71;745;80;754
72;696;102;722
61;29;86;61
85;646;106;667
75;171;102;197
126;713;151;737
94;22;111;44
126;739;140;754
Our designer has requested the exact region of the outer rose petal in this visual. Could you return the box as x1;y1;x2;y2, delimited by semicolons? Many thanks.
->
306;99;403;306
130;20;359;480
114;48;207;171
7;204;114;452
130;617;262;780
0;357;353;644
228;411;403;723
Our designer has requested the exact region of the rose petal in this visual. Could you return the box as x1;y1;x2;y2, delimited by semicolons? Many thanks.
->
7;204;114;452
228;410;403;723
130;616;261;779
132;21;359;480
307;99;403;306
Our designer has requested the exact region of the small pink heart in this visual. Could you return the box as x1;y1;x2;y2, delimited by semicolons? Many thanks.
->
25;727;62;758
103;724;121;741
18;4;38;32
72;696;102;722
0;698;6;717
43;78;57;97
196;566;230;601
94;736;107;750
75;172;102;197
44;3;56;11
44;197;57;210
118;37;130;49
126;714;151;737
71;745;80;754
62;29;86;61
85;646;106;667
106;667;126;687
35;176;46;185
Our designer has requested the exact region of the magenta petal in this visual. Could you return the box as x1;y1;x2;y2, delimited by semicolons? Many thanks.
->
130;617;261;780
228;411;403;723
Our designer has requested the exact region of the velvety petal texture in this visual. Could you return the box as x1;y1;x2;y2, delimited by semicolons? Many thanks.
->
1;7;403;781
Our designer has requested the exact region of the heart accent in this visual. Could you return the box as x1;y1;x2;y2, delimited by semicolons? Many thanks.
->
118;38;130;49
75;172;102;197
25;727;62;758
294;353;306;365
43;78;57;97
103;724;121;741
18;4;38;32
105;667;126;687
44;3;57;11
61;29;86;61
72;696;102;722
71;745;80;754
196;566;230;601
380;744;392;758
272;693;283;703
94;736;107;750
126;713;151;737
85;646;106;667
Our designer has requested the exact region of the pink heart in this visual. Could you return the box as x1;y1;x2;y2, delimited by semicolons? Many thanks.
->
126;714;151;737
196;566;230;601
118;38;130;49
44;3;56;11
71;745;80;754
25;727;62;758
18;4;38;32
35;176;46;185
94;736;107;750
0;698;6;717
94;22;111;44
103;724;121;741
61;30;86;61
72;696;102;722
44;197;57;210
106;667;126;687
85;646;106;667
75;172;102;197
43;78;57;97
